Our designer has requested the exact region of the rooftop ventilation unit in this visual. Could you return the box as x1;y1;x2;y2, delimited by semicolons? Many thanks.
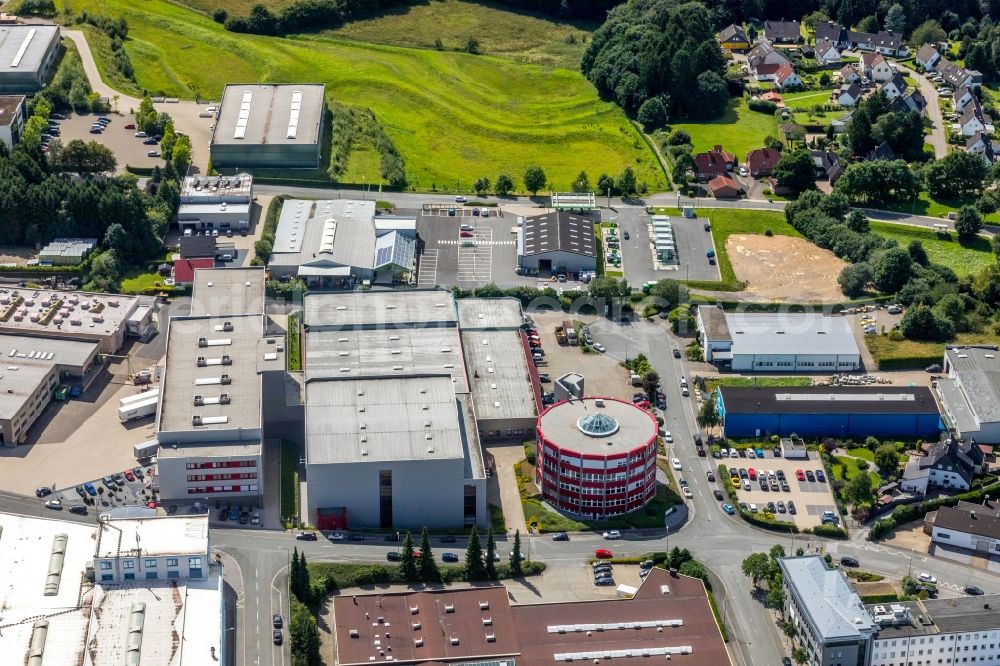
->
349;629;359;638
221;355;232;365
414;638;423;647
44;534;68;596
483;618;493;625
197;357;207;367
221;374;232;384
192;415;203;426
194;395;204;406
410;607;419;615
485;633;496;642
450;637;459;645
445;604;455;613
480;602;490;610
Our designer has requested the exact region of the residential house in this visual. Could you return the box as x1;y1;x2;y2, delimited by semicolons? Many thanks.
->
872;30;908;57
838;64;860;83
880;72;908;100
900;456;930;494
915;43;941;71
861;52;894;82
836;82;862;107
966;132;995;163
811;150;844;184
849;30;876;51
764;20;801;44
869;141;898;160
918;438;985;492
814;38;841;66
694;145;736;181
930;501;1000;555
748;40;790;70
959;97;988;136
754;63;783;82
798;44;815;60
718;24;750;51
830;110;853;134
708;175;741;199
774;64;803;90
938;58;982;90
815;22;849;49
953;85;975;114
745;148;782;177
901;90;926;115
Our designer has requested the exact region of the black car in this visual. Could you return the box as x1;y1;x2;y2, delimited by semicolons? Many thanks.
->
805;470;816;482
926;363;942;373
766;502;776;513
782;658;792;666
697;448;706;457
538;373;551;383
69;504;88;515
273;613;283;629
552;532;569;541
239;511;249;524
673;348;681;358
75;485;86;498
89;128;103;134
143;137;158;145
296;532;318;541
386;552;402;562
840;557;859;567
273;629;283;645
706;471;715;482
787;502;797;515
348;533;364;541
440;535;457;543
35;487;52;497
965;585;985;595
442;552;459;563
217;508;228;521
132;467;145;480
713;489;724;501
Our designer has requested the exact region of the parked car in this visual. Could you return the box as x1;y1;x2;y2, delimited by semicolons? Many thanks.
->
815;470;826;482
143;137;158;145
386;552;402;561
593;343;606;352
295;531;318;541
460;231;473;238
926;364;942;373
623;231;630;240
132;467;145;480
594;576;616;586
328;532;345;541
663;431;673;443
123;469;136;482
124;123;136;129
722;503;735;515
135;131;148;137
251;513;260;526
602;530;622;540
805;470;816;482
45;499;62;510
75;485;87;498
917;573;937;584
787;501;796;514
671;458;682;470
273;629;283;645
795;469;805;481
35;487;52;498
840;557;859;567
147;150;161;157
89;128;103;134
70;504;88;515
776;501;786;513
965;585;985;595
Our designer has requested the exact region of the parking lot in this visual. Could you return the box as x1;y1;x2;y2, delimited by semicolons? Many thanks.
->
51;111;165;172
724;451;838;530
416;205;529;288
617;208;720;286
40;466;155;517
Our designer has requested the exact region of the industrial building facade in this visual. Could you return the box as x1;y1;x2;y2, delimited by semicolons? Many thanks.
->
0;94;25;147
697;306;861;372
155;267;285;506
209;84;325;168
176;173;253;232
937;346;1000;442
535;397;658;519
517;211;597;276
717;386;942;439
0;25;60;92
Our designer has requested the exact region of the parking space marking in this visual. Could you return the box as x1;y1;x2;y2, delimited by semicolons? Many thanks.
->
456;229;493;282
437;239;515;246
417;249;439;287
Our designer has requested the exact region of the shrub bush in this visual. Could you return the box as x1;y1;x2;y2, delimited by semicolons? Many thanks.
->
810;524;848;539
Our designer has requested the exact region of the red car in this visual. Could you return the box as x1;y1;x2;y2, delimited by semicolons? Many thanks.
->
748;468;756;480
795;469;806;481
460;231;473;238
124;123;136;129
123;469;136;482
595;548;613;559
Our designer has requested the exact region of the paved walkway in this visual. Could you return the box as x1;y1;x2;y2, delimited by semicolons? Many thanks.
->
486;443;528;535
897;62;948;159
63;30;141;110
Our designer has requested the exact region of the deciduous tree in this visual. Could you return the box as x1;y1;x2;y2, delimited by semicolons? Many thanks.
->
523;165;546;195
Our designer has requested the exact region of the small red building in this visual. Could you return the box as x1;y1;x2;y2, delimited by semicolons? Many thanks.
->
708;175;741;199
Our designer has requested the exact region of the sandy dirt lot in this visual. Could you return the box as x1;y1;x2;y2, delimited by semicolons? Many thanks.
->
0;247;33;266
726;234;847;303
881;519;932;553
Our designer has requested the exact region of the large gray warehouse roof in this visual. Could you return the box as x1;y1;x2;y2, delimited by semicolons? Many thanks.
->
944;347;1000;424
521;212;595;257
0;25;58;75
462;331;536;421
190;267;266;316
306;375;466;464
159;314;278;433
725;312;859;357
0;334;99;419
456;298;524;330
213;84;324;147
304;291;457;329
272;199;376;270
306;328;469;392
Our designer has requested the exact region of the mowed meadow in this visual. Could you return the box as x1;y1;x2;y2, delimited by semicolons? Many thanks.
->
58;0;665;191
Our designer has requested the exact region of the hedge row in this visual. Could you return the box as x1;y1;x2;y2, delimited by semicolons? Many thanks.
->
807;524;848;539
868;479;1000;540
860;593;900;604
307;560;545;591
125;164;155;176
0;264;85;276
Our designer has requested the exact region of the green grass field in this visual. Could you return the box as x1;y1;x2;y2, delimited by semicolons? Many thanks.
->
866;332;1000;369
830;455;881;486
879;191;1000;224
59;0;662;192
703;376;812;395
667;98;779;158
869;221;995;277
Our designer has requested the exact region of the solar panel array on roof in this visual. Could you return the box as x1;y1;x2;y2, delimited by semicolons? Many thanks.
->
374;245;392;267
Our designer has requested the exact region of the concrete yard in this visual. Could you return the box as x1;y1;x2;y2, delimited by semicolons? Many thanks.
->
0;360;158;496
726;451;839;530
525;312;635;400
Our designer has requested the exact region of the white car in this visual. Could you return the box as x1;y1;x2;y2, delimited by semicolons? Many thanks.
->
45;499;62;510
593;343;606;352
747;449;756;458
917;573;937;584
663;431;673;443
602;530;622;540
681;388;690;397
671;458;682;470
738;166;748;177
683;487;693;499
328;532;345;541
730;450;739;458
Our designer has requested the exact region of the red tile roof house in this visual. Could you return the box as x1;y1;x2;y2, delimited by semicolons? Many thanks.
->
709;175;741;199
694;145;736;181
173;257;216;286
745;147;782;177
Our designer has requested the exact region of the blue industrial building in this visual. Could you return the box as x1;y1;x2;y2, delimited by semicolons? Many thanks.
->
717;386;942;439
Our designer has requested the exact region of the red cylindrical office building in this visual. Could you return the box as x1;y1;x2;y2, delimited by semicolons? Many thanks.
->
535;396;658;519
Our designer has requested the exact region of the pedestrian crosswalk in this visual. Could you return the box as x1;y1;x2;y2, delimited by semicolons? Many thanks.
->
437;239;515;246
417;249;439;287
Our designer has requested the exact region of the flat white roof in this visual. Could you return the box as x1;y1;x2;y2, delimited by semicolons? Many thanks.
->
272;199;377;270
462;330;536;421
189;266;265;316
213;83;325;146
0;513;97;665
304;290;457;329
726;312;859;357
84;574;223;666
456;298;524;330
96;515;209;558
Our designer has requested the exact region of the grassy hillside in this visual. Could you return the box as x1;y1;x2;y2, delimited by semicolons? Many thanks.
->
869;221;994;278
59;0;658;191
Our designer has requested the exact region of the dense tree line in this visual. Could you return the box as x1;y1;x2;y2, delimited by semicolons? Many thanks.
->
844;92;925;162
581;0;728;120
